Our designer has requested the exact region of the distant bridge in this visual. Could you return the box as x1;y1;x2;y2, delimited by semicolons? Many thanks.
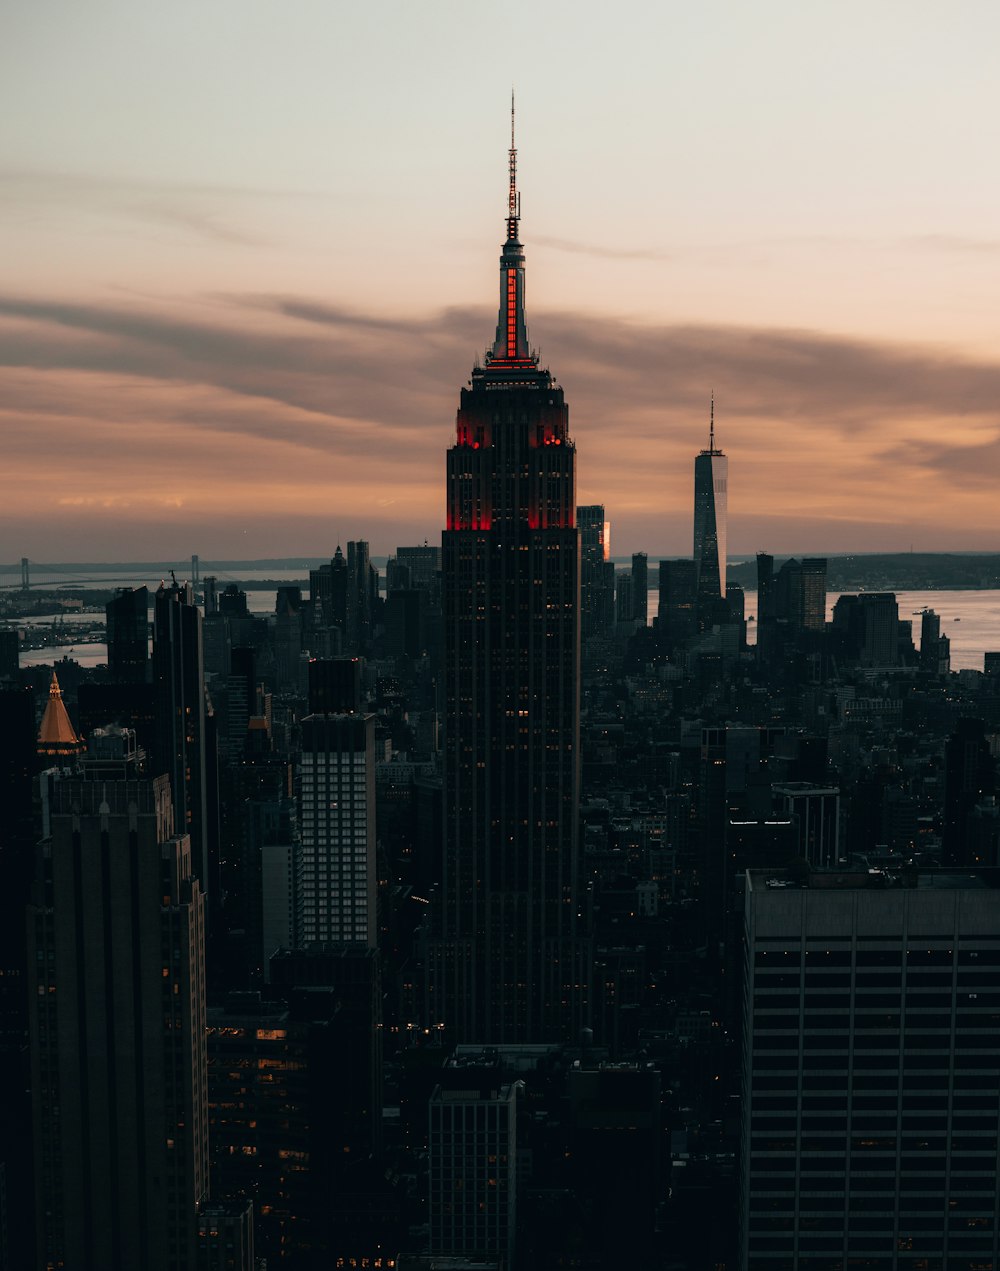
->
0;556;206;592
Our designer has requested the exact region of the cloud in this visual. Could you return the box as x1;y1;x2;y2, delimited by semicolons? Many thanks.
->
0;166;307;247
1;288;999;556
534;234;672;262
909;234;1000;255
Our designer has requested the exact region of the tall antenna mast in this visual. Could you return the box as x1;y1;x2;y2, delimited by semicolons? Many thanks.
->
507;89;520;240
709;391;715;451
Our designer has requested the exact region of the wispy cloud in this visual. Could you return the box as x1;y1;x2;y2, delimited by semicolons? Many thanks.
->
0;166;311;247
909;233;1000;255
534;234;672;262
1;289;998;555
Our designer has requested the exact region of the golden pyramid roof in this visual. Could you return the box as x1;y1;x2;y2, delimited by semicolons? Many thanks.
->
37;670;83;756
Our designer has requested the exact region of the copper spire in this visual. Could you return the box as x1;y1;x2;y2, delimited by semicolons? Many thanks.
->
37;669;83;758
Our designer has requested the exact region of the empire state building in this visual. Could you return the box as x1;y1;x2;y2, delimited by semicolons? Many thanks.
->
427;109;589;1043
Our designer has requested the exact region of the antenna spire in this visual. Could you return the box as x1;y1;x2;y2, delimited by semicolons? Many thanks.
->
507;89;519;241
709;391;715;451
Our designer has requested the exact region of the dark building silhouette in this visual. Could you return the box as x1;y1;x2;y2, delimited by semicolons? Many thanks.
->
773;556;827;632
693;399;727;619
565;1062;662;1266
308;656;362;714
273;585;303;692
741;868;1000;1271
428;112;587;1043
429;1080;520;1265
943;717;997;865
631;551;648;624
265;948;388;1262
106;585;149;682
347;539;377;654
196;1200;255;1271
657;558;697;649
394;542;441;590
153;579;210;891
579;505;614;638
920;607;950;675
77;679;157;758
385;586;425;660
0;684;37;1268
0;628;19;680
28;733;207;1269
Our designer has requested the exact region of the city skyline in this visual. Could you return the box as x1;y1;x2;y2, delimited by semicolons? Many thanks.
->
4;1;1000;559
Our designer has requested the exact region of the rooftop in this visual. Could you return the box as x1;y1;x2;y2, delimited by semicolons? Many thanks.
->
748;867;997;893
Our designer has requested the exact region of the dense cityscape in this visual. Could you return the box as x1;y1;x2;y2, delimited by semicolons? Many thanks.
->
2;116;1000;1271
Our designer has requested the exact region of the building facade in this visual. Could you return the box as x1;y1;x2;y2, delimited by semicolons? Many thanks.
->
693;401;727;609
106;585;149;683
28;742;207;1270
297;712;377;947
741;868;1000;1271
429;1081;520;1266
429;113;587;1043
153;579;209;891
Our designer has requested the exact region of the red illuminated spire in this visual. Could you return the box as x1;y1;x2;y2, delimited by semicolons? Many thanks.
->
486;93;535;370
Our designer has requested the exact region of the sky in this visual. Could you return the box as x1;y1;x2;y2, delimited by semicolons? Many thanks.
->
3;0;1000;562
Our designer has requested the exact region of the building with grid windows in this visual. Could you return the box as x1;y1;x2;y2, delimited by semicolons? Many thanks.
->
693;401;727;612
28;735;207;1269
427;107;587;1043
297;712;376;948
429;1080;520;1267
741;868;1000;1271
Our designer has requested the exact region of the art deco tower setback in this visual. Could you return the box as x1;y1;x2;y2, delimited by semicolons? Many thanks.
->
693;397;728;605
429;107;587;1043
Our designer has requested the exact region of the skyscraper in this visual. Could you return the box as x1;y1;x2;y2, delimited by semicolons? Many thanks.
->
429;105;587;1043
741;867;1000;1271
429;1080;520;1265
693;397;727;610
631;551;648;625
578;504;614;637
28;730;207;1269
153;579;210;891
297;711;377;947
106;585;149;682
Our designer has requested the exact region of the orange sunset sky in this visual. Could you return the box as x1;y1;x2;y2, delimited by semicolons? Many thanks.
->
3;0;999;560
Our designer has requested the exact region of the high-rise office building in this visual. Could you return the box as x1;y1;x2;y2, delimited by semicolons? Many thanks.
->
28;732;207;1270
153;579;210;891
297;712;377;947
740;867;1000;1271
771;781;841;867
631;551;648;624
429;108;587;1043
943;718;997;866
347;539;377;654
196;1200;255;1271
106;586;149;682
919;608;950;676
693;398;727;607
0;627;19;679
0;684;37;1268
429;1080;520;1266
579;504;614;637
657;558;698;649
